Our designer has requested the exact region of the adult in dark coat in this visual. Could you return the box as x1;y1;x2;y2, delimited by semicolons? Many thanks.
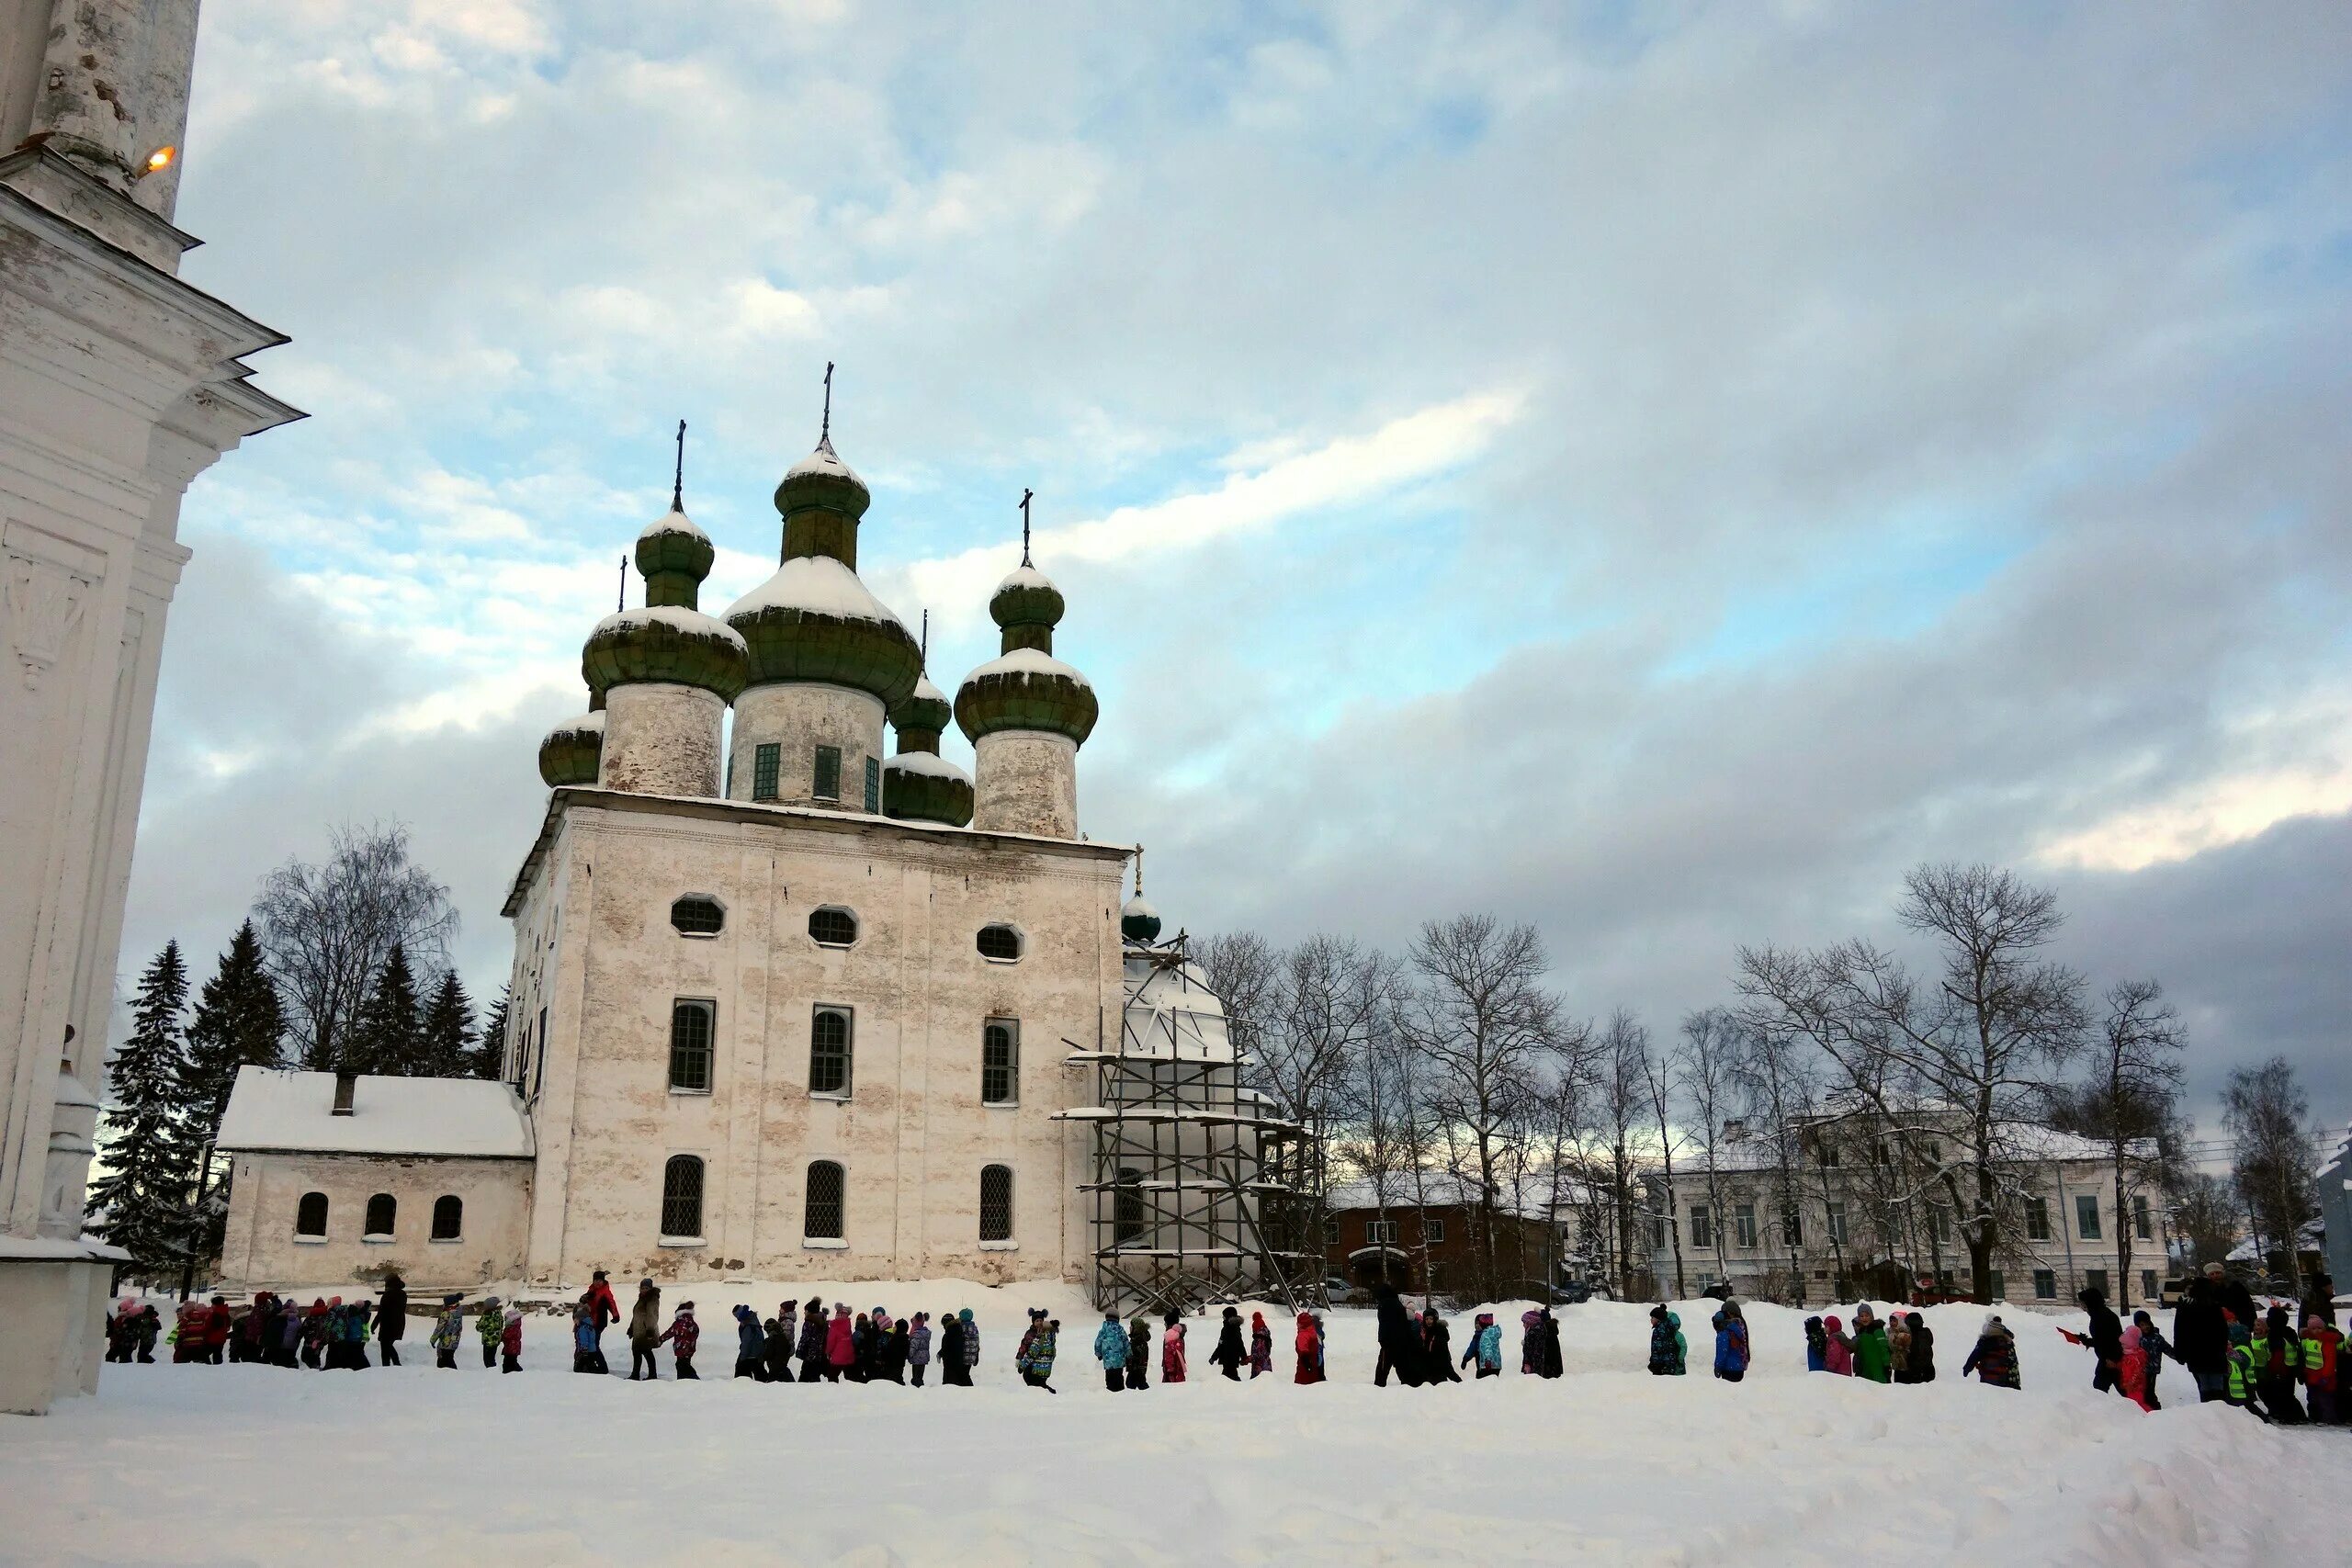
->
1537;1308;1564;1378
2301;1269;2335;1330
937;1312;971;1386
2077;1286;2124;1394
1373;1285;1426;1386
375;1274;408;1367
2174;1268;2229;1401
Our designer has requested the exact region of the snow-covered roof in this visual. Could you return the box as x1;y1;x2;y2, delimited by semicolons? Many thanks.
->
885;750;968;780
637;504;709;547
590;605;747;649
725;554;910;626
1326;1173;1558;1221
963;646;1091;687
217;1068;534;1159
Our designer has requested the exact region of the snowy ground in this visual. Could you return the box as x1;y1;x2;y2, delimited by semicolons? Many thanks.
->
1;1284;2340;1567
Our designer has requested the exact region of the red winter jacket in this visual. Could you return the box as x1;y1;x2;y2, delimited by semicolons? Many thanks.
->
658;1311;700;1358
583;1280;621;1330
501;1315;523;1355
826;1313;854;1366
202;1305;232;1347
2304;1324;2342;1386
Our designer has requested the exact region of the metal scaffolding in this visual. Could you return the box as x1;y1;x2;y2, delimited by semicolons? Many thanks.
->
1058;940;1323;1317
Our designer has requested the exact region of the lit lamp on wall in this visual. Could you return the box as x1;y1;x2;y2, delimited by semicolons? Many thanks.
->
131;145;175;180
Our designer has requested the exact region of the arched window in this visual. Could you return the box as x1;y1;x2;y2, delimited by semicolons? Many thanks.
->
809;1006;853;1096
670;999;715;1092
364;1193;397;1237
661;1156;704;1239
808;907;858;947
804;1159;844;1240
1114;1168;1143;1245
431;1195;463;1240
296;1191;329;1237
979;1165;1014;1243
976;923;1023;962
670;896;724;936
981;1019;1018;1105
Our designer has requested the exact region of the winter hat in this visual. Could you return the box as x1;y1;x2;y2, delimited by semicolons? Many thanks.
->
443;1294;461;1306
1825;1314;1842;1332
594;1269;608;1281
504;1306;523;1323
1650;1303;1667;1319
808;1296;824;1313
959;1308;974;1323
914;1312;928;1325
1105;1309;1121;1320
679;1302;695;1313
835;1302;851;1314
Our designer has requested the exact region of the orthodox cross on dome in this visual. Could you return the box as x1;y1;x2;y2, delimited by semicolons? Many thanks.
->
672;419;687;511
820;361;835;442
920;607;930;665
1019;488;1034;566
616;555;627;612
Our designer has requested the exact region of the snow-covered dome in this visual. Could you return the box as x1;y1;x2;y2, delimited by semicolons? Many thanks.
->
581;606;750;702
538;708;605;786
773;433;870;522
956;645;1099;745
990;563;1065;634
1121;894;1161;944
724;554;922;705
883;747;973;826
635;502;714;605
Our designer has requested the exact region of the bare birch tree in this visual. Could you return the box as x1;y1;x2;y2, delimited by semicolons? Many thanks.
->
2051;979;2184;1308
252;822;458;1071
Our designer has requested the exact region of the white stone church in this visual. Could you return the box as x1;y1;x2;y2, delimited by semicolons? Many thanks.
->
215;421;1285;1303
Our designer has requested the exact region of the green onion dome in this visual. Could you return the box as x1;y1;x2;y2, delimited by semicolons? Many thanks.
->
1121;894;1162;944
955;646;1099;744
723;553;922;706
635;504;715;608
773;433;871;528
581;605;751;701
886;672;972;826
989;564;1065;649
538;710;604;786
884;749;973;827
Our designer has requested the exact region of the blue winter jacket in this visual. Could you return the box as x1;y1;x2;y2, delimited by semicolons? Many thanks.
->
735;1306;763;1358
1713;1313;1750;1375
1093;1319;1129;1369
1473;1321;1502;1370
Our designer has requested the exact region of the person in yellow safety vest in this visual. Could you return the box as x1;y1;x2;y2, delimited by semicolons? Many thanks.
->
2223;1324;2268;1422
2253;1306;2307;1423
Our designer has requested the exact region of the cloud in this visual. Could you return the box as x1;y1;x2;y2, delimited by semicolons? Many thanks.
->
899;390;1526;626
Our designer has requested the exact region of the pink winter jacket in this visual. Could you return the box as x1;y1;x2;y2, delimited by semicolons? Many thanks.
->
826;1313;855;1367
1824;1316;1854;1376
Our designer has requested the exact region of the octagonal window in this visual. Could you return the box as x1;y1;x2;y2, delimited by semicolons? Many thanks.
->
976;923;1023;963
671;896;724;937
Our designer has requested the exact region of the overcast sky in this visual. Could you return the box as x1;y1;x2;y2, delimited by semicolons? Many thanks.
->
127;1;2351;1136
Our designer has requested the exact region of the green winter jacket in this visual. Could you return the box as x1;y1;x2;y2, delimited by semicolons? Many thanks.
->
477;1307;504;1346
430;1309;463;1350
1852;1321;1893;1382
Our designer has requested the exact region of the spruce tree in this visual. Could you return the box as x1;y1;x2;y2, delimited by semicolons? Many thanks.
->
419;970;477;1077
181;920;286;1273
85;942;200;1283
345;942;424;1075
473;985;512;1080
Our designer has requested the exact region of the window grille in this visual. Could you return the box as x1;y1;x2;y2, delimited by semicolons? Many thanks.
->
979;1164;1013;1242
670;1000;715;1091
662;1156;704;1237
804;1160;844;1239
810;1007;853;1095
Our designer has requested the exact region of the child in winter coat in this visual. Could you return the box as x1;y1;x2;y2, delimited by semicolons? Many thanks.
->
1250;1312;1272;1378
1520;1309;1544;1374
764;1317;793;1382
850;1313;876;1382
958;1307;980;1378
500;1306;524;1372
1211;1307;1247;1381
1823;1314;1854;1375
1888;1314;1914;1382
1906;1313;1936;1382
1295;1312;1323;1384
1127;1316;1152;1389
885;1319;911;1383
1093;1310;1129;1392
1849;1305;1892;1383
1804;1316;1828;1371
909;1313;933;1387
797;1298;829;1382
428;1296;464;1370
2132;1311;2175;1409
1162;1310;1188;1382
659;1303;700;1379
1018;1318;1058;1391
1648;1304;1687;1375
2118;1324;2153;1411
938;1311;970;1387
1961;1314;2018;1389
1712;1301;1750;1382
1464;1313;1502;1377
573;1304;602;1374
2302;1314;2342;1424
2252;1309;2305;1422
2223;1321;2267;1420
824;1304;854;1382
733;1304;769;1381
474;1298;503;1370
